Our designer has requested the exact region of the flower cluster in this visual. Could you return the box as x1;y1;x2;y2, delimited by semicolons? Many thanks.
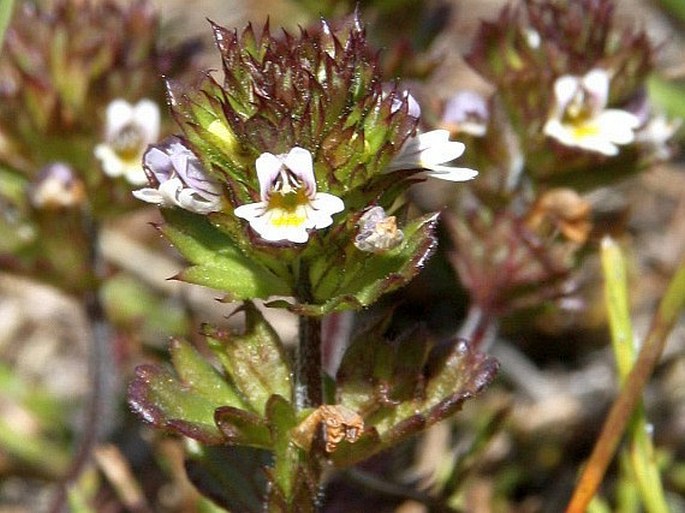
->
134;15;475;247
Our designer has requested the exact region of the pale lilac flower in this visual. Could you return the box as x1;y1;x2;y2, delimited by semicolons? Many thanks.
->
233;147;344;244
442;90;489;137
29;162;85;209
132;137;222;214
95;99;160;185
543;69;640;156
386;129;478;182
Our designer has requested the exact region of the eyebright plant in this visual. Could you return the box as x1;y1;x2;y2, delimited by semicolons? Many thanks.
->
129;14;497;512
134;14;478;314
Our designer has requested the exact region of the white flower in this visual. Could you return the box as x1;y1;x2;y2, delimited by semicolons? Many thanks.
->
385;129;478;181
132;136;222;214
94;99;160;185
543;69;640;156
233;147;344;244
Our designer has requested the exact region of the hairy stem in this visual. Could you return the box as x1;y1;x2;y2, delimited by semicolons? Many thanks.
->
297;314;323;409
295;259;323;409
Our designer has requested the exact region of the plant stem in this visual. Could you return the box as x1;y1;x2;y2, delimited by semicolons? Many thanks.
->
49;215;115;513
457;304;498;351
295;259;323;409
297;315;323;409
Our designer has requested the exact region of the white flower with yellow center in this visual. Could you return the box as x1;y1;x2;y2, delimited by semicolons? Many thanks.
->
95;99;160;185
385;129;478;182
543;69;640;156
234;147;344;244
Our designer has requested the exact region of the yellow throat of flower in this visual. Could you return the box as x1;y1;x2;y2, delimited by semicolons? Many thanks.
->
267;188;310;227
569;120;601;139
112;123;146;162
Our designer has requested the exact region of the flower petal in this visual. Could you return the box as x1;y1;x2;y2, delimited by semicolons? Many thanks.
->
144;145;174;182
133;99;161;142
284;146;316;195
234;201;267;222
308;192;345;229
255;152;283;201
425;166;479;182
582;69;609;110
177;189;222;214
94;144;124;178
105;99;135;139
132;187;165;205
595;110;640;144
554;75;581;110
415;129;451;151
123;162;148;186
419;139;466;166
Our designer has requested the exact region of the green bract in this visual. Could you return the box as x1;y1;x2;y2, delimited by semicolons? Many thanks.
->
159;15;443;311
169;15;417;206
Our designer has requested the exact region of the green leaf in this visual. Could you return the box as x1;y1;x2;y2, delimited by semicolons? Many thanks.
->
205;302;293;414
601;237;669;513
160;209;292;300
185;444;272;513
265;395;300;501
334;330;499;467
290;212;439;316
128;339;248;444
214;406;272;448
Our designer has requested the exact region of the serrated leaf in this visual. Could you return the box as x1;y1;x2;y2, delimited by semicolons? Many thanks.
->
333;336;499;467
291;213;439;316
160;209;292;300
205;303;293;414
128;339;247;444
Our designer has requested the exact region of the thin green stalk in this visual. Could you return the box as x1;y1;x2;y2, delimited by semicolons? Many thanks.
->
565;242;685;513
0;0;15;52
600;237;668;513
